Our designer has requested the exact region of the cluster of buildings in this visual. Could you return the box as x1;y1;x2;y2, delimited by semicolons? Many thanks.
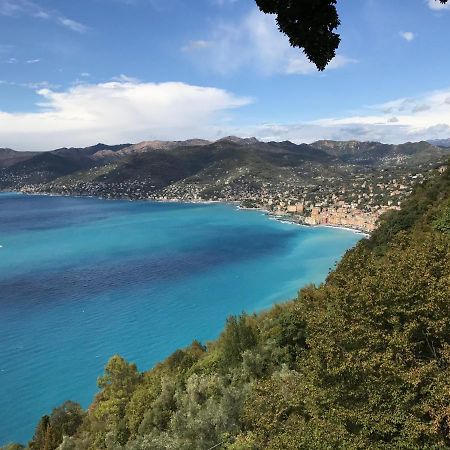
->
270;202;397;233
12;164;447;235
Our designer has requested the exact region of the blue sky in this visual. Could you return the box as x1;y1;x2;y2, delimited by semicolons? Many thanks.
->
1;0;450;150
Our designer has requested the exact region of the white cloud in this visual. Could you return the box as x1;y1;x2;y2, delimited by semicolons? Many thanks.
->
182;40;213;52
0;0;87;32
286;54;357;75
4;79;450;151
400;31;415;42
2;57;41;64
0;79;59;89
427;0;450;9
213;0;239;5
305;88;450;142
221;87;450;145
58;18;86;32
0;80;251;151
184;8;355;76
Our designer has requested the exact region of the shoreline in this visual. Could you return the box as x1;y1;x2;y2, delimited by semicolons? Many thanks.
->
316;224;370;237
5;189;372;236
0;188;367;447
237;205;370;236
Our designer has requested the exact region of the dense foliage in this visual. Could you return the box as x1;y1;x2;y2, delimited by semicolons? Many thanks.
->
254;0;449;71
255;0;340;71
3;164;450;450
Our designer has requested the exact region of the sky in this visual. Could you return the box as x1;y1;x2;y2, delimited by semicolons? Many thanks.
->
1;0;450;150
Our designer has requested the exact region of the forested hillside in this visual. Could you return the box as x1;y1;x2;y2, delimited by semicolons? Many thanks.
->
3;164;450;450
2;139;449;194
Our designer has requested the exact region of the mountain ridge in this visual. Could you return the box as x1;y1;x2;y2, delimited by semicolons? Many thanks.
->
0;148;39;168
1;138;449;198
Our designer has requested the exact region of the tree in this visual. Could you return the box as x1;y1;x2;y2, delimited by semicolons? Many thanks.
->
218;314;257;368
92;355;141;445
97;355;140;397
49;401;85;443
28;416;58;450
255;0;449;71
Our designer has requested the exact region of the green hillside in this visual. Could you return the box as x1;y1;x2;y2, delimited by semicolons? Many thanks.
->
0;153;90;188
2;139;449;195
0;149;38;169
312;140;450;166
36;140;338;197
4;164;449;450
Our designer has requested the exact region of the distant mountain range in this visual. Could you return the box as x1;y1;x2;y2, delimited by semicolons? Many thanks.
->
1;137;449;193
428;138;450;148
0;148;39;168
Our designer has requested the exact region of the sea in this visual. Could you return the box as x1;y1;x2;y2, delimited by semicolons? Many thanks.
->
0;192;362;445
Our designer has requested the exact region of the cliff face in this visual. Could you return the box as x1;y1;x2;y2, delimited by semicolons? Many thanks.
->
6;165;450;450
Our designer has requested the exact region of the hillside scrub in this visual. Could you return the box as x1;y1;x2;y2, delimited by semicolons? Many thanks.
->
3;164;450;450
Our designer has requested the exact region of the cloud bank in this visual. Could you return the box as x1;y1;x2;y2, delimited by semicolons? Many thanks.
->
239;88;450;144
2;80;450;151
0;80;251;151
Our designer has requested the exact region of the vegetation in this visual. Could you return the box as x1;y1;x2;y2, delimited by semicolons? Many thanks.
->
254;0;449;71
2;164;450;449
2;138;449;193
255;0;340;71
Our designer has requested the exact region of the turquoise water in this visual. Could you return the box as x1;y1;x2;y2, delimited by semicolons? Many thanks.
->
0;193;362;445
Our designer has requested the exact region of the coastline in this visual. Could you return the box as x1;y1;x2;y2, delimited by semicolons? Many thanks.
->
237;204;370;236
0;188;364;446
317;224;370;237
5;189;372;236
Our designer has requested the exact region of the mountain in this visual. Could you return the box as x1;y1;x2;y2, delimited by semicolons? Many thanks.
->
0;152;91;188
312;139;450;166
89;139;211;163
428;138;450;148
0;148;38;168
14;163;450;450
39;139;341;199
1;138;449;196
216;136;260;145
51;143;132;165
0;138;338;193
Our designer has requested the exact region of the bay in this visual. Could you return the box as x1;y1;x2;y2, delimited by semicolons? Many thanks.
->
0;193;362;445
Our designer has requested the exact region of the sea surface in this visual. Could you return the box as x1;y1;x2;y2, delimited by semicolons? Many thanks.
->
0;193;362;445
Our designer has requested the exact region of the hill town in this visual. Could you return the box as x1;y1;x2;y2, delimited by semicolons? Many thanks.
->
2;137;449;233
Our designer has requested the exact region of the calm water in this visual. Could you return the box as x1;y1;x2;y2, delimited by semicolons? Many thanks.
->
0;193;362;445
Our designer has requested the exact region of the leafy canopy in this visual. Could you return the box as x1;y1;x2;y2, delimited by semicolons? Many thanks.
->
255;0;449;70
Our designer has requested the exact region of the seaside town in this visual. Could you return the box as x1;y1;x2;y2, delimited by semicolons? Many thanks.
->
15;164;447;234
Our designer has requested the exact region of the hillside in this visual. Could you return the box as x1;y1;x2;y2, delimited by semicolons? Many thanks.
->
312;139;450;166
65;140;335;185
0;148;38;169
2;139;449;202
0;153;92;189
428;138;450;148
4;164;449;450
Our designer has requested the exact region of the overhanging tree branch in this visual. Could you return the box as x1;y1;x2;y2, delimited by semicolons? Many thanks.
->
255;0;449;71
